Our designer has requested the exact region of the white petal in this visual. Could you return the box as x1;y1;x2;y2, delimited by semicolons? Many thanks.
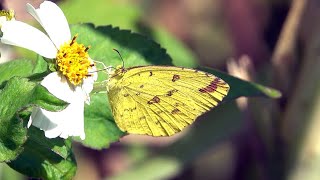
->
60;89;85;140
81;78;94;104
88;58;98;82
82;64;98;104
0;20;56;58
29;107;63;138
29;76;86;139
0;44;14;64
0;16;7;25
41;72;87;103
26;1;71;48
29;99;85;139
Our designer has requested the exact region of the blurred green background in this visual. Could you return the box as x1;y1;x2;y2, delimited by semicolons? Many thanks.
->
1;0;319;179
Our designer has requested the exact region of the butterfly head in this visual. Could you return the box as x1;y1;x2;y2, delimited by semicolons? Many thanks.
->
110;65;127;77
106;64;127;91
108;49;127;78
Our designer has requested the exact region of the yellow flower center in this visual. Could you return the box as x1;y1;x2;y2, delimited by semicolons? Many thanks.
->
0;10;15;21
56;35;92;85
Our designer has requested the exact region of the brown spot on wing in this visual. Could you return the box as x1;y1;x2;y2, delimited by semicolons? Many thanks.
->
199;78;220;93
167;89;178;96
171;108;180;114
214;77;220;83
140;85;144;88
148;96;160;104
172;74;180;82
214;77;228;85
149;71;153;76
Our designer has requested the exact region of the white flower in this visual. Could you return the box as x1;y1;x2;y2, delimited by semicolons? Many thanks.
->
0;1;98;140
0;10;15;63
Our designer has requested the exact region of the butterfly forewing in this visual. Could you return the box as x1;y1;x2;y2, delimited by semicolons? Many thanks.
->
107;66;230;136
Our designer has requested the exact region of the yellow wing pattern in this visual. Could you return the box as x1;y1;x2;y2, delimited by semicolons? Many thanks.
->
107;66;230;136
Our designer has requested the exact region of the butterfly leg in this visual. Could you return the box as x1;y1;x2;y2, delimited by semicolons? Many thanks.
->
92;60;113;90
92;60;113;75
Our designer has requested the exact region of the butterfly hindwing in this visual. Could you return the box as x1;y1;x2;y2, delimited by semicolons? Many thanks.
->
107;66;230;136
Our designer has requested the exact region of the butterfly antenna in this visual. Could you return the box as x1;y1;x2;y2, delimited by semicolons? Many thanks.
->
113;48;125;69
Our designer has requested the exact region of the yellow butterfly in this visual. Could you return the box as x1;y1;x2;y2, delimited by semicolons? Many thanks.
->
106;53;230;136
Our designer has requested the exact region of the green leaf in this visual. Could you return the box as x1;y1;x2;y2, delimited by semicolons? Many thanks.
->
70;23;171;148
80;93;125;149
72;23;172;69
0;77;34;162
149;27;198;68
0;57;49;88
8;127;77;180
32;55;49;74
200;67;282;100
0;59;35;86
59;0;142;30
59;0;198;68
0;163;25;180
30;85;69;112
0;77;68;162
